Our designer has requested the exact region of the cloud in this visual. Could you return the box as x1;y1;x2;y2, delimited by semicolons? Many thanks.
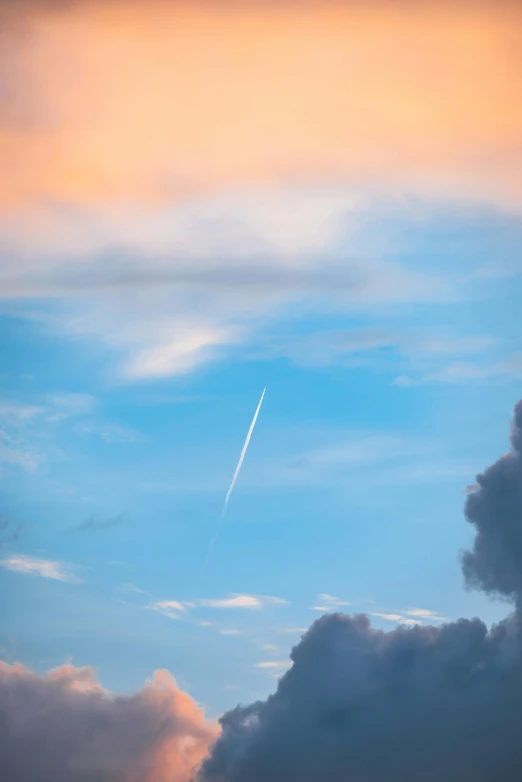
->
0;517;24;550
149;594;289;622
1;0;521;210
270;329;495;370
197;399;522;782
152;601;190;621
395;354;522;386
0;401;43;421
69;512;126;533
199;611;522;782
404;608;448;622
371;608;448;626
312;594;353;611
0;197;450;379
461;399;522;600
254;661;291;671
0;554;83;583
199;594;289;610
46;393;97;421
0;429;40;472
0;661;217;782
73;421;142;442
260;644;279;654
2;0;519;379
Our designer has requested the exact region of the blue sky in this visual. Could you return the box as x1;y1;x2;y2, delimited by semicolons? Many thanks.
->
1;190;521;716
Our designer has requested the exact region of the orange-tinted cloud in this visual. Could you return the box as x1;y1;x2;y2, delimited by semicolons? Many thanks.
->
1;0;521;210
0;660;218;782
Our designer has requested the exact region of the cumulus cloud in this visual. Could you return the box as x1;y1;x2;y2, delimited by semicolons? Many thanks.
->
197;399;522;782
0;661;217;782
461;399;522;600
199;612;522;782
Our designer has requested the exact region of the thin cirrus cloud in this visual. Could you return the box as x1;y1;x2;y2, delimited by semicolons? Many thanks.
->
372;607;448;626
395;353;522;387
199;594;289;610
311;594;353;612
0;554;83;584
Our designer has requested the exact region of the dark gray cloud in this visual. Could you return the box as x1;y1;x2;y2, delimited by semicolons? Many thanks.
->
461;400;522;600
0;662;216;782
0;516;24;549
69;512;126;533
199;612;522;782
198;400;522;782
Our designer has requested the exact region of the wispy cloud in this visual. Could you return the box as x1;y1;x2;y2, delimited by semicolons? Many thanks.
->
395;353;522;387
372;607;448;626
269;329;494;370
311;594;353;612
255;660;293;678
46;393;97;422
254;661;291;670
151;600;190;620
260;644;280;654
200;594;289;610
149;593;289;622
0;554;83;583
0;401;43;421
69;513;126;533
73;421;142;443
0;518;25;550
403;608;448;623
0;429;40;472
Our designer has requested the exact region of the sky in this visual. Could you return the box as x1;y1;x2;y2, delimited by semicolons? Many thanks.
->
1;1;522;780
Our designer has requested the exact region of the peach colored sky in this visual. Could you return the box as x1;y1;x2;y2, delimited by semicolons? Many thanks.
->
1;0;521;211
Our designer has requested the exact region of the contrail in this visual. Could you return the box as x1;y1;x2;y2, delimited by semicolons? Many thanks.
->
203;388;266;571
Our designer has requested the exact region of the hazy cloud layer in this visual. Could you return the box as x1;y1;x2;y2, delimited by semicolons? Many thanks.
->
0;662;217;782
1;0;521;378
1;0;521;209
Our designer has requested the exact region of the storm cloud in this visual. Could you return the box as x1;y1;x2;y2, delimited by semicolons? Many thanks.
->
462;400;522;600
198;399;522;782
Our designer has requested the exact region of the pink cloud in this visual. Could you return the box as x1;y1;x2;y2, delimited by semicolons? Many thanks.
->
0;660;218;782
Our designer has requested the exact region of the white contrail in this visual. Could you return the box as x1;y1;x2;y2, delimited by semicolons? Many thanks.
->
203;388;266;571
